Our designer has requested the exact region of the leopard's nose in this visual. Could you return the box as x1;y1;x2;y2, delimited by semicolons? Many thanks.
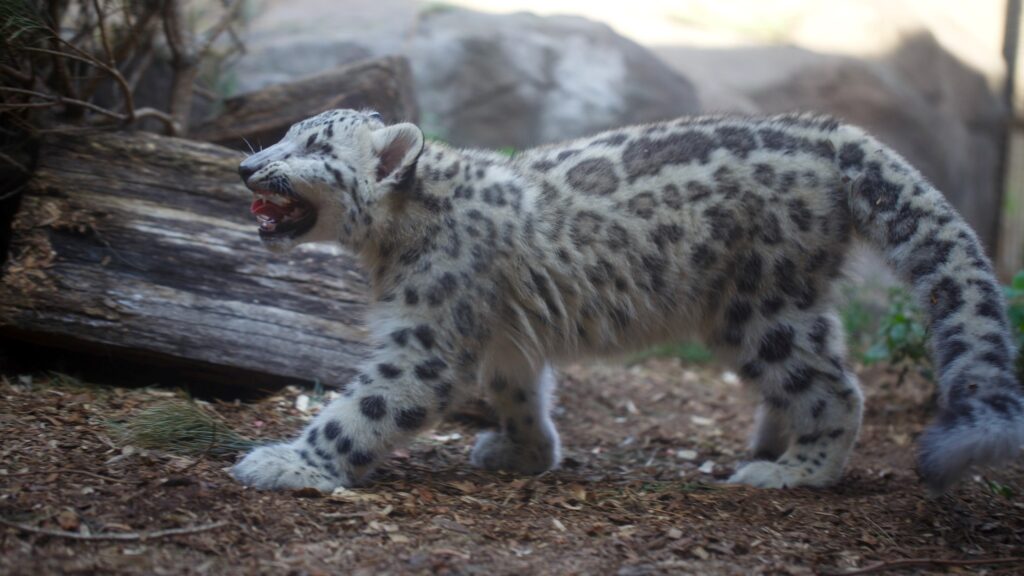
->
238;162;257;182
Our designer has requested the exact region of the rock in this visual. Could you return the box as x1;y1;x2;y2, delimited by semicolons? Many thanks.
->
751;34;1005;249
229;1;1004;248
228;40;373;95
408;9;700;149
191;56;418;148
655;33;1007;250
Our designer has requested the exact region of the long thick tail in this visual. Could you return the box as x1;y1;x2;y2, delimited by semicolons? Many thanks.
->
835;124;1023;492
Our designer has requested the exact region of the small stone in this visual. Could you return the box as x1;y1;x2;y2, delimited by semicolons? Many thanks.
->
676;449;698;461
57;509;79;531
691;415;714;426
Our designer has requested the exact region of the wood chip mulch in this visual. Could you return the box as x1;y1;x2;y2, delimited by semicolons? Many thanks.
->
2;360;1023;575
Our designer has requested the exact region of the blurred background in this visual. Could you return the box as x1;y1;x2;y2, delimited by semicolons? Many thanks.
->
233;0;1024;279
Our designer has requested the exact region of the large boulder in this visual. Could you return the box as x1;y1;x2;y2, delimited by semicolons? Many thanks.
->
407;9;701;149
226;2;1005;249
228;40;373;94
655;32;1006;250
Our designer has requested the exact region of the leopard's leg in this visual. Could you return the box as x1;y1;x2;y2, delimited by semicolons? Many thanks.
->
232;321;461;491
750;403;789;460
729;311;864;488
470;338;560;474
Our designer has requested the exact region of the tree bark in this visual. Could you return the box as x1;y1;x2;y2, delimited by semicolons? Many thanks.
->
0;130;370;388
190;56;419;150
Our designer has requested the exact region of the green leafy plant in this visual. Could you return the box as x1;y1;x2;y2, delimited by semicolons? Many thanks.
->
988;479;1016;499
1004;270;1024;383
839;285;877;357
863;288;931;384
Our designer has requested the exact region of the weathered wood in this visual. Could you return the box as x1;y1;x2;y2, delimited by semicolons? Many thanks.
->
0;130;370;387
190;56;419;149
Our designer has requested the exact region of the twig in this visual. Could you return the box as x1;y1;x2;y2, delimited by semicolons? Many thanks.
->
197;0;245;58
0;87;177;135
86;3;159;102
90;0;115;68
0;86;126;121
19;45;94;66
125;45;155;93
132;107;180;136
0;518;228;541
0;63;32;84
0;151;30;174
192;84;219;101
45;1;78;111
48;32;137;120
0;102;55;110
0;182;27;202
0;468;132;484
823;556;1024;575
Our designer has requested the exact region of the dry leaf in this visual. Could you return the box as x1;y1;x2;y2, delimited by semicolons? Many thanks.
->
57;509;79;531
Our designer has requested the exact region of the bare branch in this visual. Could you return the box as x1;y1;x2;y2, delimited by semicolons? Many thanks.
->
0;151;31;175
125;47;155;93
0;63;32;84
82;3;160;103
25;31;138;121
161;0;191;66
132;107;181;136
0;86;126;121
197;0;245;59
0;102;57;110
90;0;116;67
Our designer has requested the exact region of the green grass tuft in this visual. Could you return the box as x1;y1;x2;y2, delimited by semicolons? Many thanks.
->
111;400;260;458
0;0;48;45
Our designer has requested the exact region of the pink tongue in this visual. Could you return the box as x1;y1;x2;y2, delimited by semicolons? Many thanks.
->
250;199;288;220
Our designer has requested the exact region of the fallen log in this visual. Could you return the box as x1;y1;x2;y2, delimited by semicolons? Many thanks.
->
190;56;418;150
0;130;370;388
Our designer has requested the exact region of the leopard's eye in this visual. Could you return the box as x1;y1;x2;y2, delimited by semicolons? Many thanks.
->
368;112;382;121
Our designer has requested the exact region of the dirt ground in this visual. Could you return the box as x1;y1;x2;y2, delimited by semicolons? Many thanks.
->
2;358;1023;575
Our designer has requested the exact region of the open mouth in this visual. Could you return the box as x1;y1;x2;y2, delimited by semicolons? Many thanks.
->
249;190;317;239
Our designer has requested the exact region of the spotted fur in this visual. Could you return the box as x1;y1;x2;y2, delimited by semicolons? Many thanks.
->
231;109;1022;493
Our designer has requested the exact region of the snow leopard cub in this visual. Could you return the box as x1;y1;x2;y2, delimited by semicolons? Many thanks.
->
232;109;1022;494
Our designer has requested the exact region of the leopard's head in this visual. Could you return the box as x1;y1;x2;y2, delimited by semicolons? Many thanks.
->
238;109;424;253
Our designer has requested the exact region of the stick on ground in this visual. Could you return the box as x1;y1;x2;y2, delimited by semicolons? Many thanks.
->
825;556;1024;575
0;518;228;541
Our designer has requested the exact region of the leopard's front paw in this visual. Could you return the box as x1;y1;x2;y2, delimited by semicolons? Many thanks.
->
727;460;838;489
232;443;345;492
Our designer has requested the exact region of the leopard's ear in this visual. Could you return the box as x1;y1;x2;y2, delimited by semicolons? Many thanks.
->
371;123;424;189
